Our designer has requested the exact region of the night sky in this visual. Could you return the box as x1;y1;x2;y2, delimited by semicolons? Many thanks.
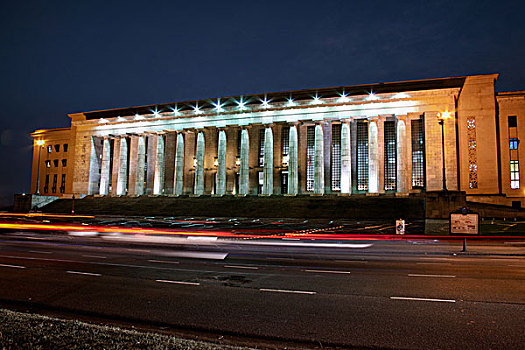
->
1;0;524;206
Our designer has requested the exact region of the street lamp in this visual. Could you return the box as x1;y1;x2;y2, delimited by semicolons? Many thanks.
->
35;140;45;195
437;111;451;191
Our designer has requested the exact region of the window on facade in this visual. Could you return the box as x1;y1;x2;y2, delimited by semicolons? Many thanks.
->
48;145;52;153
508;115;517;128
61;159;67;167
45;160;51;168
356;121;369;191
411;119;425;188
511;160;520;189
52;174;58;193
258;128;265;167
306;126;315;191
44;175;49;193
237;129;242;156
60;174;66;193
509;138;518;150
63;144;68;152
281;126;289;166
384;121;397;191
53;159;59;168
281;171;288;194
331;124;341;191
54;144;60;152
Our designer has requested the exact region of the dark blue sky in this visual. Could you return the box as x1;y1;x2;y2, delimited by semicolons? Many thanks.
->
1;0;524;205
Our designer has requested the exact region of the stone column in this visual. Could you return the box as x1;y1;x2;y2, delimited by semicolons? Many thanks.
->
396;116;410;194
88;136;102;195
145;134;157;195
341;121;352;194
216;129;227;195
153;134;165;195
116;136;128;196
262;126;273;195
110;137;121;195
174;132;185;196
368;119;379;194
313;123;324;195
288;124;298;195
128;136;138;196
99;137;111;195
194;131;205;195
136;135;146;195
239;128;250;195
163;132;176;195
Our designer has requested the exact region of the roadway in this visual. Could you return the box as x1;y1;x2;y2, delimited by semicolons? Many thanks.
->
0;231;524;349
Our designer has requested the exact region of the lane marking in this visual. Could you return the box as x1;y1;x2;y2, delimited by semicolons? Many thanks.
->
416;262;452;265
408;274;456;278
260;288;316;295
66;270;101;277
82;255;107;259
0;263;26;269
148;259;180;264
156;279;200;286
304;269;351;274
390;296;455;303
126;249;151;253
28;250;52;254
224;265;259;270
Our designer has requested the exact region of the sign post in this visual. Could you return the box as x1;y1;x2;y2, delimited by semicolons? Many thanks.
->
396;219;405;235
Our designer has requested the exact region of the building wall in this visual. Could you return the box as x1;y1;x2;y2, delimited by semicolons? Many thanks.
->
30;128;73;196
457;74;499;195
31;74;525;207
497;91;525;204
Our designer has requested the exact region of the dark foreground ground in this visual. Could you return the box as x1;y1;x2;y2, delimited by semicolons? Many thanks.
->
0;309;254;350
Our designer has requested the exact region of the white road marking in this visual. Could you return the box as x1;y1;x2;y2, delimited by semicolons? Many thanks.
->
166;251;228;260
187;236;218;241
224;265;259;270
28;250;52;254
0;263;25;269
416;262;452;265
126;249;151;253
390;296;456;303
66;271;101;277
304;269;351;274
156;279;200;286
260;288;316;295
82;255;107;259
408;274;456;278
148;259;180;264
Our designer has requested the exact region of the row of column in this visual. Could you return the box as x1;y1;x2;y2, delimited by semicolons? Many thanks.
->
96;117;410;196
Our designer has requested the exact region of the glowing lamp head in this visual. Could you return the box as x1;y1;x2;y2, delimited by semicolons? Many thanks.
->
438;111;452;121
213;158;219;167
236;97;247;110
260;97;270;109
312;95;322;105
36;140;45;146
193;104;201;114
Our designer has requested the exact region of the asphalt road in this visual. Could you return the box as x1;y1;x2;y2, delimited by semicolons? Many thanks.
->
0;232;524;349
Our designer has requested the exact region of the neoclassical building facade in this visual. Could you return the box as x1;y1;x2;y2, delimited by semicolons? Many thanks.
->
30;74;525;207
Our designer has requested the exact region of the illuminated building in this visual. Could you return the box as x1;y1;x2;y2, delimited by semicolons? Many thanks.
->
30;74;525;207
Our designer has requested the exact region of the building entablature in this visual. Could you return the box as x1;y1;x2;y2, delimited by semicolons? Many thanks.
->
71;88;459;137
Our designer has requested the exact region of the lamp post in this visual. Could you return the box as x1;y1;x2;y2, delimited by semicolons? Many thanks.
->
437;111;451;192
35;140;45;195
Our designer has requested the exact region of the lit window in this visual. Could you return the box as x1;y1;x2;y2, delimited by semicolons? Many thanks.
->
48;145;52;153
45;160;51;168
510;138;519;150
510;160;520;189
